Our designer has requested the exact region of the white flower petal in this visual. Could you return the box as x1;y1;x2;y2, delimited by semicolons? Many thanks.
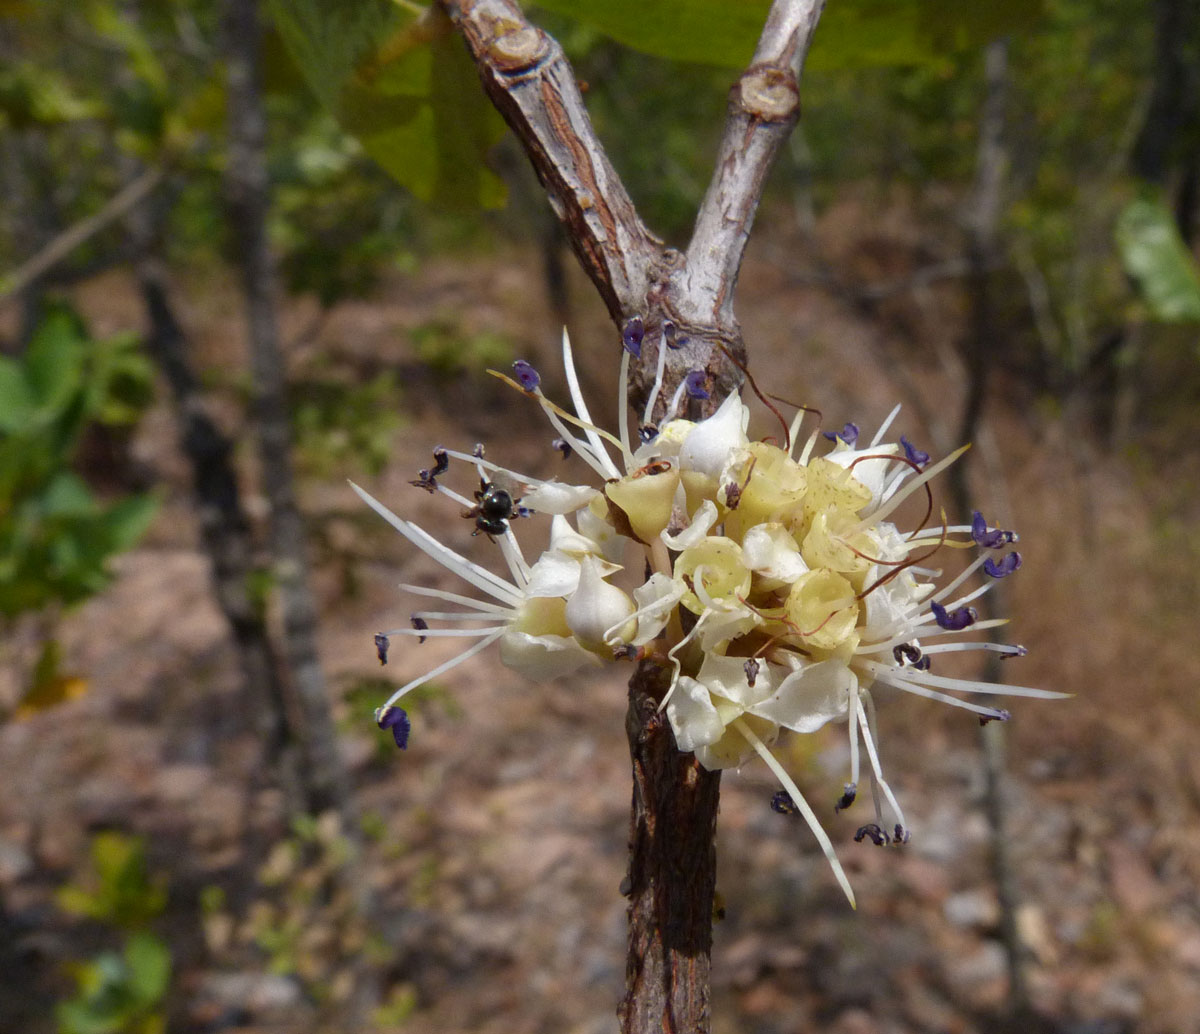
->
521;481;600;514
666;676;725;751
679;392;749;480
661;499;719;551
749;660;854;733
499;630;601;681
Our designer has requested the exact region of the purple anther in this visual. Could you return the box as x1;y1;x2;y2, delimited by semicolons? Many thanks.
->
684;369;710;400
512;360;541;392
901;435;930;467
515;505;534;518
914;655;931;671
893;642;922;666
854;823;889;846
374;633;390;665
979;709;1011;726
472;442;486;459
411;616;429;644
971;510;1017;548
375;704;411;749
892;824;911;845
770;790;799;815
621;315;644;357
983;551;1022;579
552;437;572;459
835;783;857;813
743;658;760;688
931;599;978;630
823;422;859;445
663;319;681;349
637;424;658;443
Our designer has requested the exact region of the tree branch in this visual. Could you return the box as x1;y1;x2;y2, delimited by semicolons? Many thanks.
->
438;0;662;322
0;165;166;307
684;0;825;329
440;5;828;1032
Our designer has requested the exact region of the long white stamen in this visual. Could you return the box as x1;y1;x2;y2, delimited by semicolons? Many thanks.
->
351;482;521;606
857;695;907;830
410;611;509;622
919;641;1026;656
732;718;856;909
642;337;669;426
381;629;506;708
866;669;1014;718
863;661;1068;699
562;327;625;474
540;403;614;480
853;445;970;531
787;409;808;454
930;554;989;604
848;673;861;790
497;529;531;590
853;617;1011;657
434;484;476;509
398;583;510;615
618;347;632;460
870;404;902;447
797;429;820;464
666;377;690;422
382;626;506;638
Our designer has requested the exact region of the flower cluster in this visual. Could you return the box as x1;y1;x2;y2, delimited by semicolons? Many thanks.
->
353;327;1062;905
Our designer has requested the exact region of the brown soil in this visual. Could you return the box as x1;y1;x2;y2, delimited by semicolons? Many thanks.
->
2;200;1197;1034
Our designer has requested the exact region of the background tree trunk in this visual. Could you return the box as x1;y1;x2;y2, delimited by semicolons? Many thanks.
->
224;0;350;818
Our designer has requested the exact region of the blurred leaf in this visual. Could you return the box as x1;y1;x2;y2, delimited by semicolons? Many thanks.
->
122;934;171;1006
13;638;90;720
269;0;506;207
56;832;167;929
531;0;1043;69
1116;194;1200;323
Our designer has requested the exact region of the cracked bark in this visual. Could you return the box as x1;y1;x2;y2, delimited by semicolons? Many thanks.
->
438;3;826;1031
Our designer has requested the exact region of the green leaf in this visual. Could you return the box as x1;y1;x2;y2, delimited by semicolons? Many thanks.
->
529;0;1042;69
268;0;506;208
0;358;36;432
123;934;171;1006
1116;194;1200;323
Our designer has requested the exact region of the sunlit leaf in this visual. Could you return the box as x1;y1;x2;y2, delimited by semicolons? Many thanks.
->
269;0;506;208
13;638;90;720
530;0;1041;69
1116;194;1200;323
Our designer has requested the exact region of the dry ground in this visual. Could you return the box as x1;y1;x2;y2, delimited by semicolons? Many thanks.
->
2;200;1198;1034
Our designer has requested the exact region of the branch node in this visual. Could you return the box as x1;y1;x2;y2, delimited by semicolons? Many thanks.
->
489;26;550;73
739;67;800;122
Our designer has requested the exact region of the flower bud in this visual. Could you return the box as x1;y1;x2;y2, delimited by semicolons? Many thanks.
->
565;556;636;650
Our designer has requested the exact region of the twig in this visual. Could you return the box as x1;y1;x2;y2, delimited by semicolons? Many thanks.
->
684;0;825;329
0;165;166;306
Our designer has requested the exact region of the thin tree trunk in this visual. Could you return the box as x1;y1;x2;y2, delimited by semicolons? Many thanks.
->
439;3;826;1029
123;180;302;806
950;39;1033;1022
224;0;349;817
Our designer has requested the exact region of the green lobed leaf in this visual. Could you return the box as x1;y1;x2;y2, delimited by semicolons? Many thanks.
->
268;0;506;208
1116;194;1200;323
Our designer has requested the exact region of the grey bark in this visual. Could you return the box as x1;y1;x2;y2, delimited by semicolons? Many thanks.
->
438;3;826;1031
950;39;1033;1021
224;0;350;817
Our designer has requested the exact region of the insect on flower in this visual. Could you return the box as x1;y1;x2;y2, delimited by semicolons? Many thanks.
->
354;325;1067;908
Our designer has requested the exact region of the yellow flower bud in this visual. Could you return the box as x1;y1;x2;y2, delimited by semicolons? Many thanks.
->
674;536;751;616
784;568;860;651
